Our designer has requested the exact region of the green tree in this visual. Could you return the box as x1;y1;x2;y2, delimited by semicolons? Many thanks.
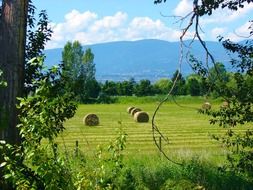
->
153;78;172;94
186;75;201;96
208;63;228;83
81;48;100;102
116;80;135;96
62;44;100;103
0;2;63;188
171;70;186;95
25;9;52;95
102;80;118;96
187;78;200;96
1;60;77;190
82;48;95;81
0;0;29;144
135;79;153;96
207;62;229;96
62;41;84;96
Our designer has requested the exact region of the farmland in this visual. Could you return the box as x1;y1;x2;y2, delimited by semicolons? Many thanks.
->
57;96;250;163
49;96;253;189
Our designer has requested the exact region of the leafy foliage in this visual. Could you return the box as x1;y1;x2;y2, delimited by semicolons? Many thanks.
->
154;0;253;15
171;70;187;95
81;48;100;101
193;20;253;183
200;39;253;177
25;9;53;95
187;77;201;96
0;58;77;189
155;0;253;180
18;60;77;145
74;128;128;190
212;129;253;177
62;41;83;90
153;78;172;95
62;42;100;103
135;79;154;96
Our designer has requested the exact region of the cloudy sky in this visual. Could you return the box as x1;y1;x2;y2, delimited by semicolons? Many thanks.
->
33;0;253;49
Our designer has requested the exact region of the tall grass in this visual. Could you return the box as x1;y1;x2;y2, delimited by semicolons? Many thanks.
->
63;145;253;189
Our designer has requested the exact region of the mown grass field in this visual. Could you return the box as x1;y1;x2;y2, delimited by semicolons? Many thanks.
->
57;96;251;163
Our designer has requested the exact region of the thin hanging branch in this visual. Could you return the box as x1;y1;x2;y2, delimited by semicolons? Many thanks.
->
151;11;195;166
152;0;226;165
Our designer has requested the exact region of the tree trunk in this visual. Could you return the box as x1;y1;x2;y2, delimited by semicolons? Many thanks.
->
0;0;28;144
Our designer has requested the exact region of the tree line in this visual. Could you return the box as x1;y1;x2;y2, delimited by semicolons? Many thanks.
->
61;43;232;103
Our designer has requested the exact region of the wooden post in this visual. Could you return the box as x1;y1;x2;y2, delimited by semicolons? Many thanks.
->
75;140;79;157
159;136;162;152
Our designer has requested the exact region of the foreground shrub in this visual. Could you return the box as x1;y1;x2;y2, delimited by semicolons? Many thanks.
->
0;61;77;190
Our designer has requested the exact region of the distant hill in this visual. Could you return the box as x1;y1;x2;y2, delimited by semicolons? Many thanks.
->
44;39;231;82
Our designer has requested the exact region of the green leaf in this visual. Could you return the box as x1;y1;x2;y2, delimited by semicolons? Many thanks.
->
0;162;7;168
4;174;12;179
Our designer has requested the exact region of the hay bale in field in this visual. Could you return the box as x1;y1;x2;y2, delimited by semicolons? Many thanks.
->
202;102;211;110
127;106;135;114
83;114;99;126
131;107;142;116
221;101;229;108
134;111;149;122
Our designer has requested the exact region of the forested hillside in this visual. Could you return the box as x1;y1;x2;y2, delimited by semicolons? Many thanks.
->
45;39;231;81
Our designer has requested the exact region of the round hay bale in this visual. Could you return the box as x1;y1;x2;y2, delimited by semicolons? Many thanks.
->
83;114;99;126
134;111;149;122
131;107;142;116
202;102;211;110
127;106;135;114
221;101;229;108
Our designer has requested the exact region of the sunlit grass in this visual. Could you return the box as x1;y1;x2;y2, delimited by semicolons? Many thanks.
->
57;96;251;164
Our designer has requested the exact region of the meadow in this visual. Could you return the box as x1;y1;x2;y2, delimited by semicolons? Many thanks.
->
57;96;248;163
53;96;253;189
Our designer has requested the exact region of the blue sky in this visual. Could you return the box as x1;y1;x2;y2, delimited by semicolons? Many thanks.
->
33;0;253;49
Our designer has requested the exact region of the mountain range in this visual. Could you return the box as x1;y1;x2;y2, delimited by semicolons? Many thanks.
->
44;39;231;82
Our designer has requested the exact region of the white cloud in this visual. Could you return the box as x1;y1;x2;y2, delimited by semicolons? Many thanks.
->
173;0;192;16
129;17;164;31
225;3;253;22
200;3;253;25
125;17;166;39
64;10;98;32
47;10;97;48
45;10;187;49
91;12;127;32
125;17;195;41
211;27;227;39
225;21;253;42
